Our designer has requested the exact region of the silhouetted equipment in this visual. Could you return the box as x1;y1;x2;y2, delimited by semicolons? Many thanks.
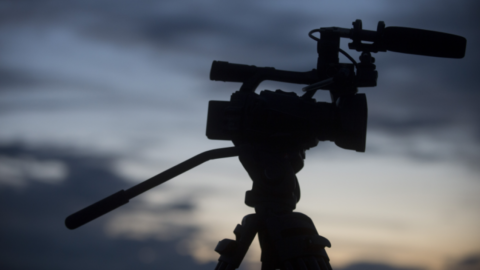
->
65;20;466;270
65;147;239;230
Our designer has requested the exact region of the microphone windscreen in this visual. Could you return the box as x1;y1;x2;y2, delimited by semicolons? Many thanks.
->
383;27;466;58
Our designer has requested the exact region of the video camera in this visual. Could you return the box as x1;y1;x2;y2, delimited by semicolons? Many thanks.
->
206;20;466;152
65;20;466;236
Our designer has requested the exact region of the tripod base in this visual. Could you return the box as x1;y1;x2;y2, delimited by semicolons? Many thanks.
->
214;212;332;270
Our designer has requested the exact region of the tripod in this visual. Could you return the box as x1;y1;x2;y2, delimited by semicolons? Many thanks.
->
64;19;465;270
213;144;332;270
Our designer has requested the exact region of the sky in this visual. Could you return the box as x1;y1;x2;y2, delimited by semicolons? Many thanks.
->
0;1;479;270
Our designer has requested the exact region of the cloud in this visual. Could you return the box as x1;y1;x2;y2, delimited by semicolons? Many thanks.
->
0;67;45;89
0;155;68;187
1;0;479;171
446;254;480;270
0;143;218;270
339;262;424;270
0;3;479;270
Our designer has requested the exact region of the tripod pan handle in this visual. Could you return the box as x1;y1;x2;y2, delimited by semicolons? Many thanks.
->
65;190;129;230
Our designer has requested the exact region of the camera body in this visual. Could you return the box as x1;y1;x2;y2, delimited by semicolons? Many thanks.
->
206;89;367;152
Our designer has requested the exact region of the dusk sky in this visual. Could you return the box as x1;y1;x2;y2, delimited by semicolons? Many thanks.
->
0;1;479;270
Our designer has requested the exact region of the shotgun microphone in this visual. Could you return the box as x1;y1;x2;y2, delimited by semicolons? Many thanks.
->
383;27;466;58
313;21;467;59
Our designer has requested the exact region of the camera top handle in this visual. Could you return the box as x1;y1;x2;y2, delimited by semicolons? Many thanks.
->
211;20;466;96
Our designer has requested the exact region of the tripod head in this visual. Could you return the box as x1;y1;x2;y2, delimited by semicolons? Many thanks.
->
207;20;466;152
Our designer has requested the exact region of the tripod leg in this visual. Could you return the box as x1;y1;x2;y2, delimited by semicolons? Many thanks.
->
214;214;259;270
259;228;282;270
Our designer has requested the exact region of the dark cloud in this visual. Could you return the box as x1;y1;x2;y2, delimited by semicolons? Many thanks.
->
0;67;44;88
338;262;423;270
0;143;217;270
369;115;451;135
0;2;478;269
445;254;480;270
1;1;479;156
